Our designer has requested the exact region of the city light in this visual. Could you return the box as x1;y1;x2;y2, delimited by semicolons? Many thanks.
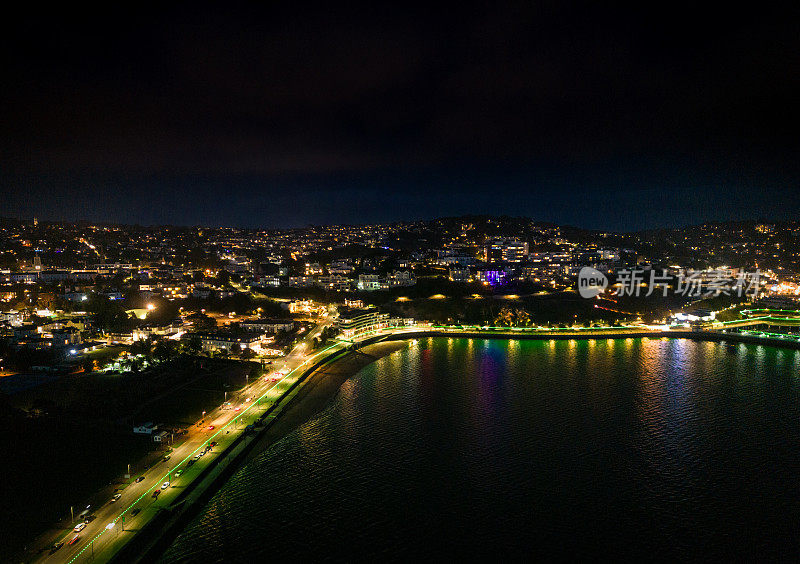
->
2;8;798;563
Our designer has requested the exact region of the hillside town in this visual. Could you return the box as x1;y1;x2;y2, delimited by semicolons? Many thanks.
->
2;215;800;378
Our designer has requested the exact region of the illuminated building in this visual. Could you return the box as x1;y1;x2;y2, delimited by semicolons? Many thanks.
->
335;308;389;338
484;238;529;263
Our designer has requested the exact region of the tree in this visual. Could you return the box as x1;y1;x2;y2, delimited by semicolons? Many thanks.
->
186;336;202;355
493;307;532;328
154;340;177;363
87;295;135;333
82;358;95;373
130;337;153;357
187;313;216;330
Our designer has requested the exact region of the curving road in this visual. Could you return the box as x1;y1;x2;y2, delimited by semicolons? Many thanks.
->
29;318;334;564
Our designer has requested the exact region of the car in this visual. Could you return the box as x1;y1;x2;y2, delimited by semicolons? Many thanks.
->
49;542;64;554
130;508;141;516
152;490;161;498
207;425;215;430
68;534;81;546
161;481;170;489
209;441;217;447
83;515;95;524
186;459;195;467
135;476;145;483
111;493;122;502
175;469;182;477
163;455;171;462
73;522;86;532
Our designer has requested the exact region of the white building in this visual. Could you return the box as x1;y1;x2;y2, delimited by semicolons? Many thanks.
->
240;319;295;333
357;274;381;291
133;422;158;435
387;271;416;287
335;308;389;338
195;332;264;353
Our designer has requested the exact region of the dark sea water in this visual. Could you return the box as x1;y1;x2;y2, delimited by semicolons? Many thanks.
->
160;337;800;562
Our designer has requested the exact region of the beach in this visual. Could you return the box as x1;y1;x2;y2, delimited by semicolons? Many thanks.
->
241;340;410;463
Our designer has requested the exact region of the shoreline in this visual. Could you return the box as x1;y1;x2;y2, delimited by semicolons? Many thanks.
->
123;331;799;562
240;340;410;463
123;340;409;563
377;329;800;351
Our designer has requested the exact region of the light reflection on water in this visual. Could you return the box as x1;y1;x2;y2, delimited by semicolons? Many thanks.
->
161;338;800;562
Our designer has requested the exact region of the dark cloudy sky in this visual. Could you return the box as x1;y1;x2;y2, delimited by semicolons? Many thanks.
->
2;2;799;230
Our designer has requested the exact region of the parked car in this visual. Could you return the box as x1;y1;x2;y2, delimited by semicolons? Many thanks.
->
130;508;141;516
152;490;161;498
161;481;170;490
135;476;145;483
111;493;122;502
49;542;64;554
73;522;86;532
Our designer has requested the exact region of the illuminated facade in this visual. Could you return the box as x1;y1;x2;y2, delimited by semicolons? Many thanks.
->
335;308;389;338
484;238;529;263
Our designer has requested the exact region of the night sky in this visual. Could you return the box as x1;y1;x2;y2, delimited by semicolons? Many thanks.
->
2;3;799;230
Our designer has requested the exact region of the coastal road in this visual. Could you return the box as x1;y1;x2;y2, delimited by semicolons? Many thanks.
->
36;320;639;562
30;316;335;564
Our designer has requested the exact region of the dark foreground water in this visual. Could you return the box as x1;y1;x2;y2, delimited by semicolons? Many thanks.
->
161;338;800;562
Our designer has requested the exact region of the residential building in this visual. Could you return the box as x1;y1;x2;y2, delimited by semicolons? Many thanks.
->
335;308;389;338
357;274;381;291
